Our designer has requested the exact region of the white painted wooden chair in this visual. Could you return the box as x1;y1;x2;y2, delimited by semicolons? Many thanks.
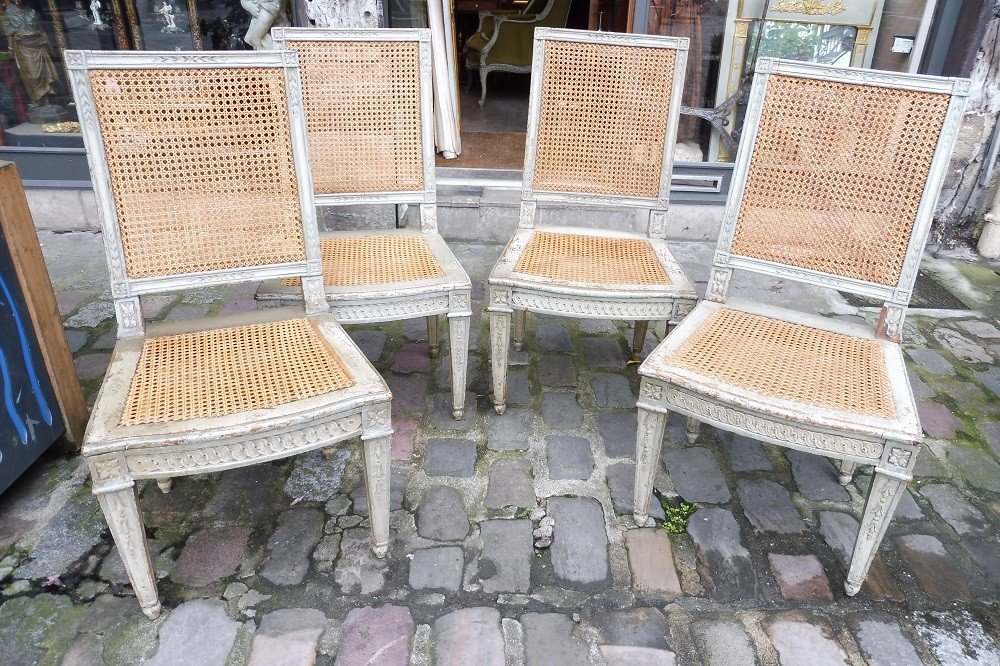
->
633;58;970;595
487;28;698;414
257;28;473;420
67;50;393;619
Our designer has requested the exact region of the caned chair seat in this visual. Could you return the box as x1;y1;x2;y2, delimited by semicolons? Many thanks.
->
491;227;697;298
84;307;390;454
640;300;919;442
259;229;470;303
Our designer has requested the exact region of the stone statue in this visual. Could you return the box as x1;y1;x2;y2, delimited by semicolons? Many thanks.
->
156;0;178;32
2;0;59;107
90;0;105;27
241;0;287;50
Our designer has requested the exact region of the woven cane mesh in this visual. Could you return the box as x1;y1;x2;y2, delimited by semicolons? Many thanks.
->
281;235;444;287
89;68;306;280
120;318;354;426
514;231;671;285
531;39;676;198
732;75;951;287
667;308;896;418
286;39;424;194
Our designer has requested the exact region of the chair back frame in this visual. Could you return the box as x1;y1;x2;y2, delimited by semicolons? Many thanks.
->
272;28;438;232
66;50;327;337
520;27;689;238
707;57;970;340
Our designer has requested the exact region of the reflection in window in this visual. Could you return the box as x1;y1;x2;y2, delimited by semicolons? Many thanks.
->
747;20;857;69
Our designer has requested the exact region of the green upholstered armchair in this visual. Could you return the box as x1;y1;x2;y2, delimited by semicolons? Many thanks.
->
464;0;571;107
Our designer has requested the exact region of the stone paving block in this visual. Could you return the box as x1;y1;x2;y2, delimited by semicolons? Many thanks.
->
409;546;464;592
961;538;1000;584
786;450;849;502
385;374;428;413
284;448;350;502
981;421;1000;457
592;607;670;649
64;329;88;353
599;645;676;665
523;613;589;665
548;496;610;586
430;391;477;431
914;610;1000;666
146;599;239;666
260;508;324;586
62;633;104;665
438;354;481;390
403;316;429;341
74;353;111;381
392;418;418;461
581;338;626;367
15;488;106;580
690;619;756;666
945;445;1000;492
592;373;636;408
390;342;432;374
248;608;326;666
958;319;1000;338
338;605;413;666
768;620;848;666
606;462;665;520
350;330;387;362
350;467;406;516
0;594;77;664
722;435;774;472
625;529;681;597
507;369;531;404
855;620;922;666
896;534;972;603
917;402;960;439
663;447;730;503
541;392;584;429
736;479;806;533
767;553;832;600
536;324;572;352
921;483;989;535
932;327;993;363
334;528;387;595
906;348;955;375
65;300;114;328
597;411;637;457
579;319;619;334
204;464;285;524
546;434;595;480
912;446;950;478
172;525;251;587
479;519;533;593
417;486;470;541
538;355;577;387
907;369;934;399
976;368;1000;397
686;508;754;601
434;607;505;666
485;459;535;509
486;408;532;451
424;437;477;477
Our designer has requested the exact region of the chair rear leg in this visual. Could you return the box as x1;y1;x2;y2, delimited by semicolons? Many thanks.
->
631;320;649;362
156;478;172;493
838;460;859;486
93;483;160;618
363;433;392;558
686;417;701;444
846;469;907;595
427;315;440;358
513;310;526;351
489;310;511;414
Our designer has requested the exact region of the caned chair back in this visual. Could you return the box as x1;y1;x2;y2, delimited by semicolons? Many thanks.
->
713;58;970;309
272;28;436;214
522;28;689;215
66;50;322;330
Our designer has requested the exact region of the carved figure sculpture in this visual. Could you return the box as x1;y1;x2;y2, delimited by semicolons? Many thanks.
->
242;0;288;50
2;0;59;105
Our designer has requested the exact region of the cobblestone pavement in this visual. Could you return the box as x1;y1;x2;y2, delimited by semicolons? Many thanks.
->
0;231;998;665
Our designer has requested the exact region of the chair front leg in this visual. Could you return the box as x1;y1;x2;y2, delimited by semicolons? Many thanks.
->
427;315;440;358
845;469;907;596
512;309;526;351
363;434;392;558
631;320;649;362
93;482;160;618
489;310;511;414
449;314;471;420
633;403;668;526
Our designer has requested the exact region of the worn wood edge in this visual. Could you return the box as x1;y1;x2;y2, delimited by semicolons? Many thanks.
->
0;162;88;446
